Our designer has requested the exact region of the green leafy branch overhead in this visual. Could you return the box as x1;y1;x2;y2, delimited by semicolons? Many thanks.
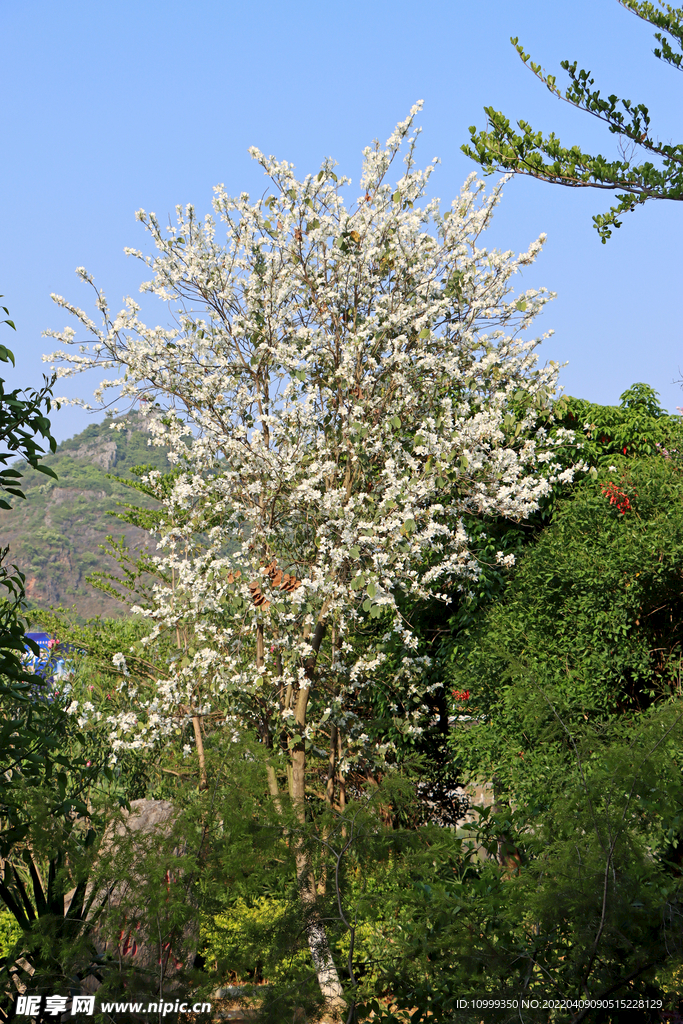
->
462;1;683;241
0;304;58;510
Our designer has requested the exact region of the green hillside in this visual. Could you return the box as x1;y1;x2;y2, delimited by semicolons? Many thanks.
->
0;411;169;619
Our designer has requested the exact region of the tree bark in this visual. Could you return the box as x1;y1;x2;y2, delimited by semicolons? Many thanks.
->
192;715;208;790
291;744;346;1010
290;619;346;1011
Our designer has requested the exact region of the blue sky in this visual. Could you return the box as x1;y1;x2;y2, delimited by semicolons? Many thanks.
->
2;0;682;440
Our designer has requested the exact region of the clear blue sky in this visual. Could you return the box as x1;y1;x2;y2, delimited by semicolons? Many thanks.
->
2;0;681;440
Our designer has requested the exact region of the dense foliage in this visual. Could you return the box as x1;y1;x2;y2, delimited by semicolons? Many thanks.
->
431;389;683;1017
0;300;123;1014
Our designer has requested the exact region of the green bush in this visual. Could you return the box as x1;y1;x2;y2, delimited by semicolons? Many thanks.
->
201;897;311;985
0;909;21;960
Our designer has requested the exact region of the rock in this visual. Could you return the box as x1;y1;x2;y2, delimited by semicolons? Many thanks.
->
83;799;195;998
73;440;118;471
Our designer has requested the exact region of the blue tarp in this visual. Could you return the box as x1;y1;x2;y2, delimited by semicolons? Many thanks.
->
24;632;78;689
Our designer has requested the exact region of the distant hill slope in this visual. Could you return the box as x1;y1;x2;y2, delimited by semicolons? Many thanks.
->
0;412;170;619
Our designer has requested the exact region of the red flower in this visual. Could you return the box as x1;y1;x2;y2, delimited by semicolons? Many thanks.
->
601;481;634;515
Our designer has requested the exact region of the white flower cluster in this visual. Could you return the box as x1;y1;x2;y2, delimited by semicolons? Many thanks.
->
496;551;516;568
112;652;130;676
45;105;576;763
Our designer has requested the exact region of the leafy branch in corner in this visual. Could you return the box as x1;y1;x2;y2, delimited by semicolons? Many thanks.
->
462;1;683;240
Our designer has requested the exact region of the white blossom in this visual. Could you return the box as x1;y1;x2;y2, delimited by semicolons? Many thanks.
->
496;551;516;568
112;652;130;676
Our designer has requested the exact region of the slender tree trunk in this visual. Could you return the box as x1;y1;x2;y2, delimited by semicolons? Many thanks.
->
266;762;283;816
326;723;338;808
337;728;346;815
316;722;339;896
192;715;208;790
258;610;344;1009
291;744;346;1009
289;620;346;1011
256;621;264;670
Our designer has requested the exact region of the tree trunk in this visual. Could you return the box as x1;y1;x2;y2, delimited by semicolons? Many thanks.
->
290;619;346;1011
191;715;208;790
291;744;346;1010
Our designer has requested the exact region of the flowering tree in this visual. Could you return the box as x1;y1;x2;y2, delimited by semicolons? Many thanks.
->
47;105;575;1010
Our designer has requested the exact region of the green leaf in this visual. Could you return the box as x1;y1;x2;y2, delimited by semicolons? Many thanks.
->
34;464;58;480
393;190;401;203
515;299;527;312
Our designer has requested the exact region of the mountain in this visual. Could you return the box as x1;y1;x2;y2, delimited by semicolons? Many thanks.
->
0;412;170;619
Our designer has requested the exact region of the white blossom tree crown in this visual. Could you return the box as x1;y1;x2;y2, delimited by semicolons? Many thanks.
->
51;104;577;756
